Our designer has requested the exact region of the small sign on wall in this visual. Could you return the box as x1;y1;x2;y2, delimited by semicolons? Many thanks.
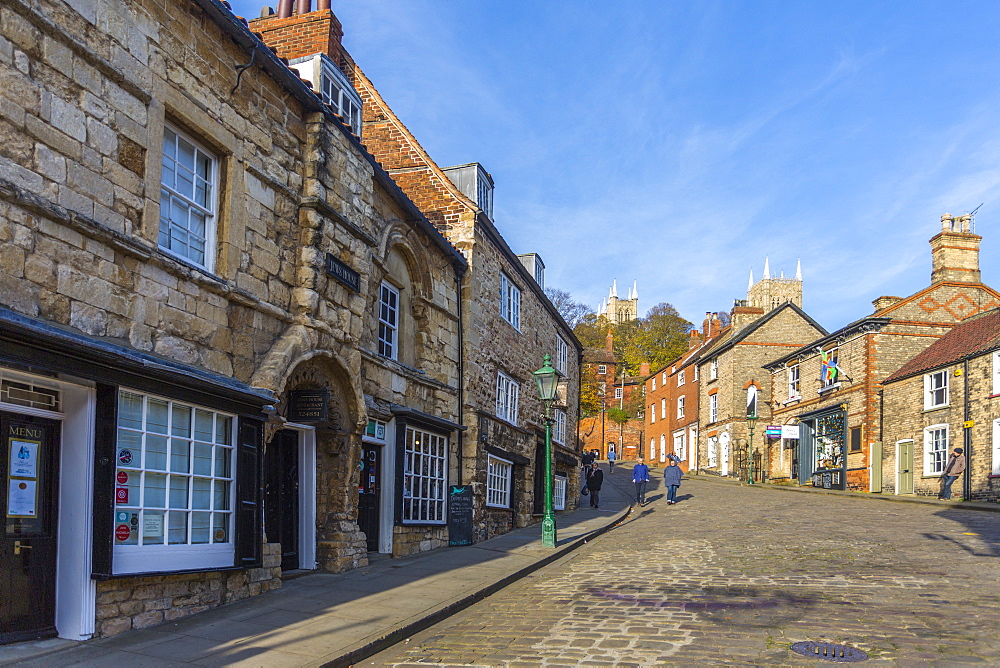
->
288;389;329;423
326;254;361;292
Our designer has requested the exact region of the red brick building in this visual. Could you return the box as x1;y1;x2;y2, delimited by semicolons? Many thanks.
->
645;314;724;471
579;333;644;460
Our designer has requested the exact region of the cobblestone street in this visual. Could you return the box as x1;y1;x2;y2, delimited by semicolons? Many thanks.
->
369;471;1000;666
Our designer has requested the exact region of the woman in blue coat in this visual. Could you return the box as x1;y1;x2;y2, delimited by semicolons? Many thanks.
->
663;460;683;505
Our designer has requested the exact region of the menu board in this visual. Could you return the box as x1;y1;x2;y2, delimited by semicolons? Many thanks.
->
7;438;40;518
447;485;473;547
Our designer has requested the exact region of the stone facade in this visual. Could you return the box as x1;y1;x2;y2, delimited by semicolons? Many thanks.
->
765;218;1000;492
880;309;1000;501
697;303;827;479
1;0;463;641
250;4;582;544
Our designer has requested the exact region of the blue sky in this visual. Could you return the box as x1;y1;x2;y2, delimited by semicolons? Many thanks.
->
231;0;1000;331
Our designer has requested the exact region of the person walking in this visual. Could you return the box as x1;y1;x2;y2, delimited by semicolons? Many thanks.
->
938;447;966;500
663;459;683;505
586;462;604;508
607;448;617;472
632;457;650;506
580;449;595;492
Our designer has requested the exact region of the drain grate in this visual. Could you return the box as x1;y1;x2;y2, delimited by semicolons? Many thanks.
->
790;641;869;662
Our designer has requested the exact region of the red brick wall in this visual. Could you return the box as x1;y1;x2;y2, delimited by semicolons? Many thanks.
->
249;10;344;64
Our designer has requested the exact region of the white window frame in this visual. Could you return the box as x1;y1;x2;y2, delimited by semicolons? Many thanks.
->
553;474;566;510
378;281;399;360
677;370;685;387
708;436;718;468
159;125;218;272
788;364;800;400
660;398;666;420
992;417;1000;476
320;62;363;136
496;371;520;424
677;396;685;419
486;454;513;508
709;393;718;423
112;389;236;575
993;351;1000;396
710;359;718;380
598;364;607;375
673;430;686;461
651;378;656;391
553;409;567;444
821;348;839;388
401;426;448;524
500;273;521;330
662;372;667;384
924;370;949;409
614;387;623;400
649;404;655;424
556;337;569;374
923;423;949;476
693;365;699;382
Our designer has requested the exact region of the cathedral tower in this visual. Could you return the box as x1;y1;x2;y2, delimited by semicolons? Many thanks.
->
746;258;803;313
598;280;639;324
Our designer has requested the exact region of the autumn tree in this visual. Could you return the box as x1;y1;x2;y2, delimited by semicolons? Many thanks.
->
545;288;594;329
617;303;692;375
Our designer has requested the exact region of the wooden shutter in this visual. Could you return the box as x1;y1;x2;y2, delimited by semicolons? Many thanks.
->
91;383;117;578
235;417;263;568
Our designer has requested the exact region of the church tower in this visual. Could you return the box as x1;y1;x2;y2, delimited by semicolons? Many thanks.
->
598;280;639;324
746;258;803;313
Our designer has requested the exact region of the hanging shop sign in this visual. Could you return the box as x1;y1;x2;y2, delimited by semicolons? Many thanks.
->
288;388;329;423
781;425;800;440
325;253;360;292
765;426;782;438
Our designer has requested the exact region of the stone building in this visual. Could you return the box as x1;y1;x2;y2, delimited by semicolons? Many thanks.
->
696;301;827;479
765;215;999;491
578;332;644;460
880;309;1000;501
251;5;582;541
746;257;803;313
0;0;466;643
597;279;638;325
645;313;723;470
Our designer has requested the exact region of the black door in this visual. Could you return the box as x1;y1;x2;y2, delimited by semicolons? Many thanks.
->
1;412;60;644
357;445;380;552
264;429;299;571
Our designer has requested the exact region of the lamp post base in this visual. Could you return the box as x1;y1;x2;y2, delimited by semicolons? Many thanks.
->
541;514;557;548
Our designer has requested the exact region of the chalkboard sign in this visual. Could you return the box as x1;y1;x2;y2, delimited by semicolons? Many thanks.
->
448;485;473;547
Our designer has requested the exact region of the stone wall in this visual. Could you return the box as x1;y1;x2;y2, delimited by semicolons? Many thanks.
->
94;543;282;638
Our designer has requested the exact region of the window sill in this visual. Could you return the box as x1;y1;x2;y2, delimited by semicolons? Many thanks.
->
784;396;801;406
485;503;512;510
817;383;841;395
922;404;950;413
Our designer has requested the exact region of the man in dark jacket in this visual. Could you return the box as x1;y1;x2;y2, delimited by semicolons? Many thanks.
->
586;462;604;508
632;457;650;505
938;447;966;500
663;459;683;505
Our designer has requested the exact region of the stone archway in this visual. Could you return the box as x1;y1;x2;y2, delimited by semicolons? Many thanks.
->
272;355;368;573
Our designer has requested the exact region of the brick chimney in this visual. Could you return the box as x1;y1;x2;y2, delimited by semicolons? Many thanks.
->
639;362;650;377
605;330;614;353
729;302;765;332
930;213;982;284
249;4;344;64
688;328;701;350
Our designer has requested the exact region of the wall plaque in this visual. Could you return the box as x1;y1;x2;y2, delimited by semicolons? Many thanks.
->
325;253;360;292
288;389;329;423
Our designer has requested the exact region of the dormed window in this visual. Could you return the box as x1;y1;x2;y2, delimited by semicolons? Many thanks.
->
320;63;363;136
924;370;949;409
500;273;521;330
159;125;217;271
486;455;512;508
378;282;399;360
496;371;519;424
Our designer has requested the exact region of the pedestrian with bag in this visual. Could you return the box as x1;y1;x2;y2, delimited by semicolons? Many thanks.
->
632;457;650;506
586;462;604;508
938;447;966;500
663;459;683;505
607;448;617;472
580;449;595;492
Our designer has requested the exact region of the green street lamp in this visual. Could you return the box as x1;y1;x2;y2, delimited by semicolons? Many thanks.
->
533;354;559;548
746;413;758;485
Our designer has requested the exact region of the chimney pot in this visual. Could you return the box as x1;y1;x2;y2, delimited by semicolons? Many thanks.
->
294;0;310;15
275;0;291;17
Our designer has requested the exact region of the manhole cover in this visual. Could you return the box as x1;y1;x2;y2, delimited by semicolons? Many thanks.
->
790;641;869;662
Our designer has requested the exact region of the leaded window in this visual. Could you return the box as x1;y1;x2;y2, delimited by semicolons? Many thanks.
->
500;273;521;329
378;282;399;359
496;372;519;424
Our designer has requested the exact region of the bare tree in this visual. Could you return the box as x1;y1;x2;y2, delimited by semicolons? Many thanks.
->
545;288;593;329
